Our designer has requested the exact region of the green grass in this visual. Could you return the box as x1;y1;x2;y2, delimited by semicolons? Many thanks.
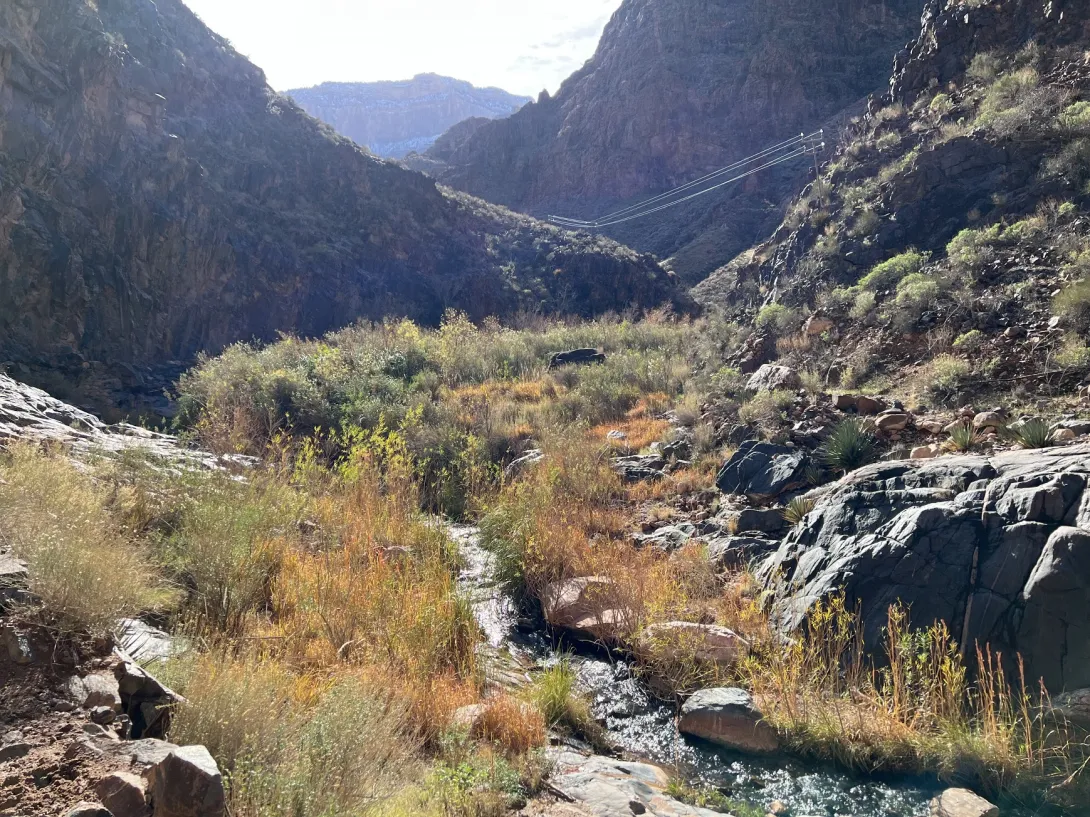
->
527;659;604;746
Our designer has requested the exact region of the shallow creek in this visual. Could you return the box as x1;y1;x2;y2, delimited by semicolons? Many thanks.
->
448;523;950;817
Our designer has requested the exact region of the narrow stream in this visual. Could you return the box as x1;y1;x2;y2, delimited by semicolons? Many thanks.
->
450;523;946;817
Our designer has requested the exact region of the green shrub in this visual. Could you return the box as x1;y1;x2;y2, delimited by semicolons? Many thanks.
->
755;303;803;336
952;330;986;351
1053;275;1090;332
1059;100;1090;132
1043;138;1090;187
1001;216;1047;243
947;225;1001;278
822;419;877;475
967;53;1002;85
1056;337;1090;369
850;209;882;238
858;251;928;291
929;93;954;116
850;290;878;320
920;355;972;405
876;132;901;151
895;273;943;308
528;660;601;744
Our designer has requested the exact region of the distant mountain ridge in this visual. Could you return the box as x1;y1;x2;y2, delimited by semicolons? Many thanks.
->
286;74;531;158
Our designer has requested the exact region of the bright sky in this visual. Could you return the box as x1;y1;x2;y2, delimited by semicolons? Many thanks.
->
182;0;621;96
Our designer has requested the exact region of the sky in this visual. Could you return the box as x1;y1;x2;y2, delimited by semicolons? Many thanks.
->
182;0;622;96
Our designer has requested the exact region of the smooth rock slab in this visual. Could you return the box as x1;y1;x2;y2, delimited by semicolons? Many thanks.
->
929;788;998;817
549;751;722;817
147;745;226;817
678;688;779;754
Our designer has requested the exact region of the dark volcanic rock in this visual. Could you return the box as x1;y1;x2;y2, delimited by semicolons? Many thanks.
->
716;441;809;504
286;74;530;159
758;445;1090;690
0;0;687;414
422;0;925;283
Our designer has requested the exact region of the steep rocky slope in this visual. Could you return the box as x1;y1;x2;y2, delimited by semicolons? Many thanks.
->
417;0;926;283
286;74;529;159
0;0;685;415
692;0;1090;402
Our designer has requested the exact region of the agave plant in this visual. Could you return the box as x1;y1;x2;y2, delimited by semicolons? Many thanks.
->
783;495;817;526
944;422;980;453
1003;418;1054;449
822;418;877;475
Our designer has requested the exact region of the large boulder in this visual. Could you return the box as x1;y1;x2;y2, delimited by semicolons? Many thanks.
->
758;445;1090;690
678;687;779;754
716;441;809;505
146;745;226;817
745;364;800;393
542;577;628;641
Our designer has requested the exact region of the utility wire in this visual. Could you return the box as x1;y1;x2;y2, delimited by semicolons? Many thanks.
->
548;139;821;229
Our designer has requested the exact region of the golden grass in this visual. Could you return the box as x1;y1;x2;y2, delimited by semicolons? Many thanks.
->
475;695;547;756
0;444;177;634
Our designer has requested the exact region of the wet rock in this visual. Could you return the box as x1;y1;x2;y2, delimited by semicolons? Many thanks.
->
716;442;809;505
745;365;800;393
678;688;779;754
64;804;112;817
542;577;627;640
96;771;150;817
928;788;998;817
548;750;722;817
550;349;606;369
639;623;749;667
759;445;1090;690
146;745;226;817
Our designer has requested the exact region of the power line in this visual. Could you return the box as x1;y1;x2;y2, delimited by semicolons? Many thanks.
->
548;131;824;230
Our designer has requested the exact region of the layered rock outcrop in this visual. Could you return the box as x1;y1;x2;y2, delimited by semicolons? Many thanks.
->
420;0;926;282
286;74;529;159
0;0;685;414
758;445;1090;691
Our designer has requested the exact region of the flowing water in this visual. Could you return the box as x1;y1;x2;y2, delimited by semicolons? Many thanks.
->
450;522;1004;817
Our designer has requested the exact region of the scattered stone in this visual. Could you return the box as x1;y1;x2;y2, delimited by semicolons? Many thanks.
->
606;430;628;442
1054;419;1090;436
972;411;1005;430
451;704;486;733
96;771;151;817
639;622;749;667
875;412;912;433
113;739;180;770
855;395;887;415
745;364;800;393
90;706;117;726
64;803;112;817
1053;428;1077;443
0;743;31;762
146;745;226;817
635;523;697;550
678;688;780;754
911;445;937;460
1005;326;1027;339
716;441;809;505
928;788;998;817
0;627;33;665
549;349;605;369
82;724;114;739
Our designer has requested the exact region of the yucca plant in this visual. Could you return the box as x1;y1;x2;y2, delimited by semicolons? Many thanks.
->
783;495;817;526
1003;418;1053;450
822;418;877;475
945;422;980;452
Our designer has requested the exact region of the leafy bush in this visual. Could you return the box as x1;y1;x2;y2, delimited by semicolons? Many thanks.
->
946;225;1001;278
924;355;973;404
0;445;176;634
850;290;878;321
1001;216;1047;243
974;67;1045;134
849;209;881;238
1058;100;1090;132
822;419;877;475
755;303;803;336
858;251;927;291
952;329;986;351
895;273;943;308
876;132;901;151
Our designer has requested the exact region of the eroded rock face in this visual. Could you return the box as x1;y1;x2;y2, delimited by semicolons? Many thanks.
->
0;0;686;415
758;445;1090;690
420;0;925;283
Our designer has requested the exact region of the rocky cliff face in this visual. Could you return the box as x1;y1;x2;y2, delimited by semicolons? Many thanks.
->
0;0;686;414
286;74;530;159
419;0;926;283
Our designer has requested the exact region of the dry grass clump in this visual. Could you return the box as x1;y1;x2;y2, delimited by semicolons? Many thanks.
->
475;695;547;756
0;444;177;634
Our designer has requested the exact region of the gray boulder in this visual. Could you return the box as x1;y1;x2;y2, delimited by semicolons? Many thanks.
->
929;788;998;817
146;745;226;817
678;687;779;754
716;441;808;504
758;445;1090;690
745;364;800;393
